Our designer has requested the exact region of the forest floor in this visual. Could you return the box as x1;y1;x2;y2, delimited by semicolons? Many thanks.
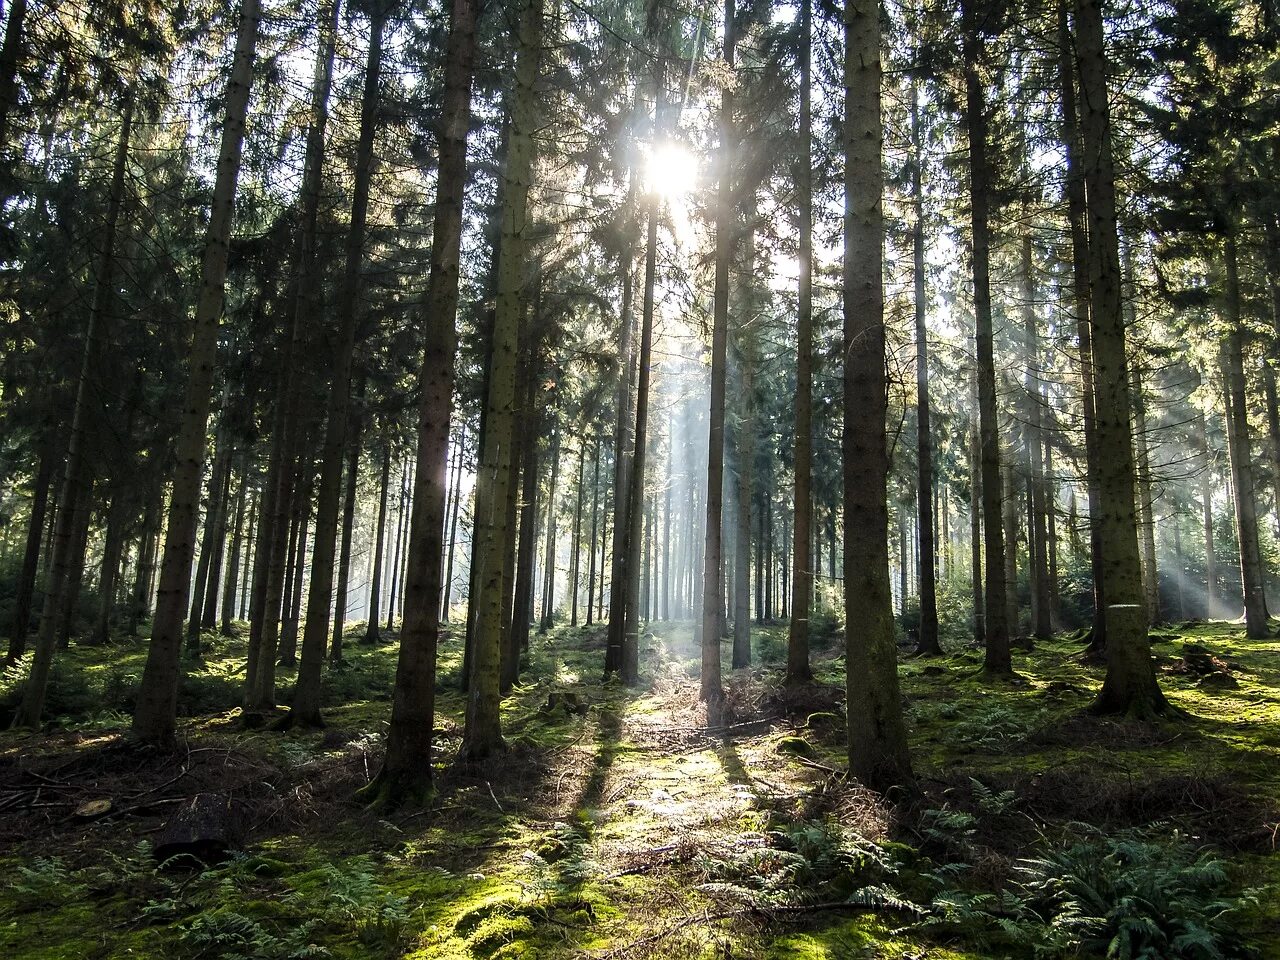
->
1;616;1279;959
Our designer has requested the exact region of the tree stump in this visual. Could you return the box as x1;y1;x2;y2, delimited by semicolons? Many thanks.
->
154;793;238;866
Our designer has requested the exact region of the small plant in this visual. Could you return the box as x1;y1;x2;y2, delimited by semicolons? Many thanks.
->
11;857;83;910
179;911;328;959
1016;832;1258;959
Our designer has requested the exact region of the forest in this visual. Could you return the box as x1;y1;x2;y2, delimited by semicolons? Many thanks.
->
1;0;1279;955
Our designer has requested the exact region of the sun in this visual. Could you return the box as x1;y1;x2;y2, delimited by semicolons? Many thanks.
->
644;140;698;200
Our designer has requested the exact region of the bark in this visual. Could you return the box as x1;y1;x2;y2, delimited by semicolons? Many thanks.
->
911;73;940;656
442;425;465;621
843;0;913;789
390;460;408;629
604;216;638;676
586;437;600;625
700;0;734;717
277;479;310;666
1074;0;1167;716
1023;234;1052;640
0;0;28;189
1130;362;1160;623
1221;234;1269;637
1060;0;1107;655
732;218;755;670
541;419;562;634
1199;414;1218;618
90;489;130;645
14;99;132;728
129;485;161;635
363;444;392;644
132;0;259;744
59;481;93;647
220;465;248;634
570;441;585;626
622;193;659;682
331;380;364;662
962;0;1010;674
6;442;53;661
366;0;478;801
186;439;230;658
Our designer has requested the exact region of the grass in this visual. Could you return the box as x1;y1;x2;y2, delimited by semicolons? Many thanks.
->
0;613;1278;958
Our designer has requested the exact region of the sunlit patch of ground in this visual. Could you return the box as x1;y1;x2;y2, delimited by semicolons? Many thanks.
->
1;614;1278;957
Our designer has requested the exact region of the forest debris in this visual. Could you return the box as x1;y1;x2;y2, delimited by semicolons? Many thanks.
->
154;793;238;866
72;798;113;820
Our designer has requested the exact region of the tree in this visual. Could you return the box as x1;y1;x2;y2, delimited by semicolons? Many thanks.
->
365;0;481;801
843;0;913;790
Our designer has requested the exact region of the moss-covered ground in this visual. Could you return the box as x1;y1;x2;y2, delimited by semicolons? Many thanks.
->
1;616;1278;958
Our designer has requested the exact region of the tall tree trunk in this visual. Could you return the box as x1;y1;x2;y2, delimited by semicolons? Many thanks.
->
14;99;133;728
1060;0;1107;656
604;217;638;675
58;480;92;647
570;440;584;626
365;0;478;801
278;479;310;666
970;364;985;643
6;441;53;662
442;425;465;620
586;436;600;625
463;0;540;745
1023;234;1052;640
541;419;561;633
187;440;230;658
131;0;259;744
221;464;248;634
129;485;162;635
363;443;391;644
911;72;940;656
1199;413;1218;618
1221;234;1269;637
331;382;364;662
1130;362;1161;624
843;0;913;789
90;489;130;645
0;0;29;197
622;192;659;682
700;0;734;717
1074;0;1167;716
962;0;1010;674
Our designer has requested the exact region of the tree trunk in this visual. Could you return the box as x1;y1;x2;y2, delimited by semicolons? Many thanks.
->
331;382;363;662
220;464;248;634
14;99;133;728
962;0;1010;675
90;489;130;645
911;72;940;656
700;0;734;717
132;0;260;745
1074;0;1167;716
366;0;478;802
1023;234;1052;640
586;436;600;625
6;442;53;661
363;443;391;644
1199;413;1218;618
621;192;659;682
442;425;465;621
843;0;913;789
1060;0;1107;656
541;418;561;633
1130;362;1161;624
1221;234;1269;637
570;440;584;626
